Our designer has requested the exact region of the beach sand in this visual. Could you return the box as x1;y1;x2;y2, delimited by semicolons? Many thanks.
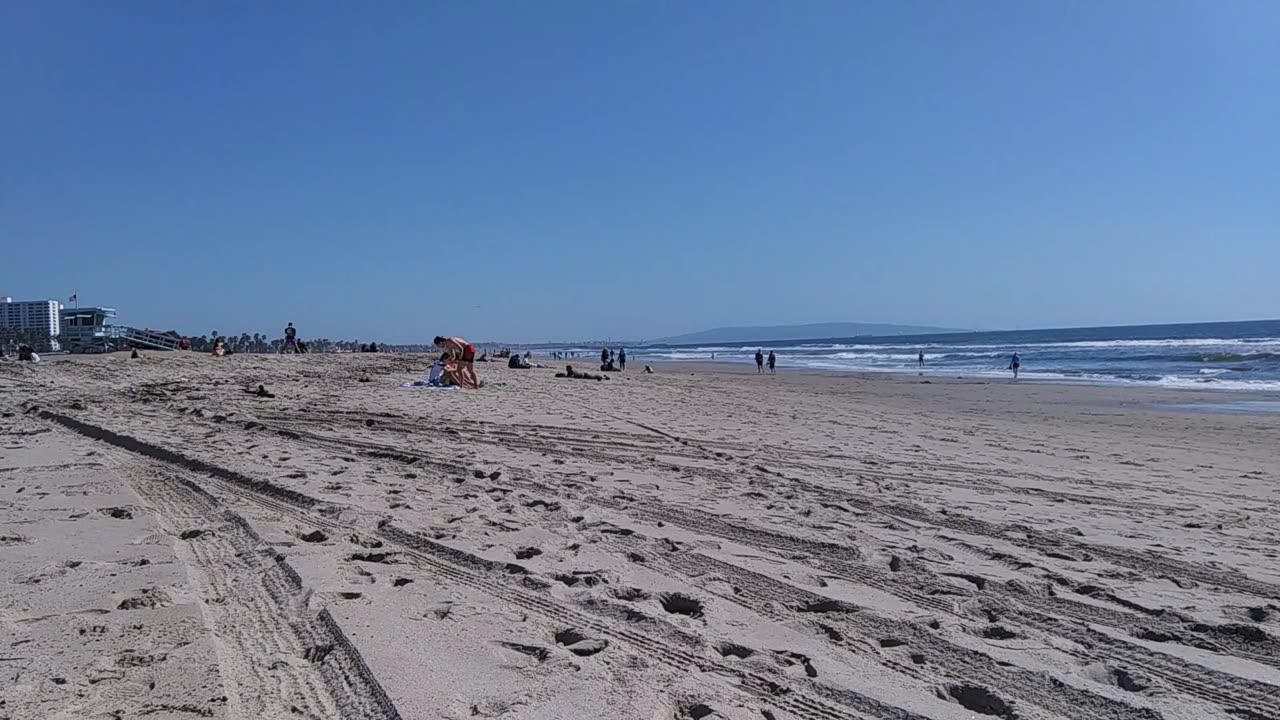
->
2;353;1278;720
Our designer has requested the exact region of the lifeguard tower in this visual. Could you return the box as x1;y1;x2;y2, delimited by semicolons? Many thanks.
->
60;307;182;353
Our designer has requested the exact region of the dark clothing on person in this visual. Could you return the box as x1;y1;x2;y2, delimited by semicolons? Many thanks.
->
767;351;776;373
244;384;275;398
755;351;764;373
509;355;532;369
618;349;626;371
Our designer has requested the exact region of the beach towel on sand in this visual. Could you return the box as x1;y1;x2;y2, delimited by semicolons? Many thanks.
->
399;360;459;389
400;381;459;391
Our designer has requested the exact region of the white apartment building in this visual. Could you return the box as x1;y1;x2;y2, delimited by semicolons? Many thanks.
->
1;297;62;350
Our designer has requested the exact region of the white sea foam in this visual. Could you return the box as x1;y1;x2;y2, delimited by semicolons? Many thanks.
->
664;337;1280;355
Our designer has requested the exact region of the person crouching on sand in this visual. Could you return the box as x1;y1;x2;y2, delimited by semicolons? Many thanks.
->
434;336;482;389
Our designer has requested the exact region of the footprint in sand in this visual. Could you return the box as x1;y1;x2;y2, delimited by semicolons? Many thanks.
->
659;592;705;619
553;628;607;657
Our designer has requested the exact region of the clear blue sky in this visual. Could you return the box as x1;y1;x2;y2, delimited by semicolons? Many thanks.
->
2;2;1277;343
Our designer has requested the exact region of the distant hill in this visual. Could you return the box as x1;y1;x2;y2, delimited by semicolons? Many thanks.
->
650;322;965;346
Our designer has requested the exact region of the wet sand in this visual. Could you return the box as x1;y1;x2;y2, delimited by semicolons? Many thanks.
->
2;353;1278;719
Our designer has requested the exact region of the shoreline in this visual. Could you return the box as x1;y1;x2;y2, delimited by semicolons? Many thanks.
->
638;357;1280;397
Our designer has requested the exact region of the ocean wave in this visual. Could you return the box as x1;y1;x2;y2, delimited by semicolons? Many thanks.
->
829;352;924;361
1195;352;1280;363
1150;375;1280;391
664;338;1280;355
657;354;1280;391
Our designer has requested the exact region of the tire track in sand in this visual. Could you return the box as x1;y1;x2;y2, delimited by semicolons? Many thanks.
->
108;456;402;720
31;407;938;720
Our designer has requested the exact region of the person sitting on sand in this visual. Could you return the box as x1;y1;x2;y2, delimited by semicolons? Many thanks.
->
644;364;654;374
434;336;482;388
509;354;532;369
243;384;275;398
212;338;226;357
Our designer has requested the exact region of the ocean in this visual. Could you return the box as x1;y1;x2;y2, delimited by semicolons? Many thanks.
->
628;319;1280;392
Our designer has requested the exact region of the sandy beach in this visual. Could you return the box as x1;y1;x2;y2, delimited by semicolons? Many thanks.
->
2;353;1278;720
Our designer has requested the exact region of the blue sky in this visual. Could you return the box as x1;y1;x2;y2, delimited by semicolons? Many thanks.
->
2;2;1277;343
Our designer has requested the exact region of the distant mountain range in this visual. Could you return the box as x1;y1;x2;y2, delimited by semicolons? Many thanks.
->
650;322;966;346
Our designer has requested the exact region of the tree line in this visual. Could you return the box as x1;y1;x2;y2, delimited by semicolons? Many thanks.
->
0;327;55;352
188;332;382;354
0;327;393;355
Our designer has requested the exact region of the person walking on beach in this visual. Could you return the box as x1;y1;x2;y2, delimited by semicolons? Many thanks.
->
618;348;626;371
767;350;776;374
281;323;298;354
435;336;482;389
918;351;925;368
1009;352;1021;380
755;349;765;373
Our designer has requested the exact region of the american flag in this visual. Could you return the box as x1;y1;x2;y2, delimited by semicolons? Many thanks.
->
68;293;77;303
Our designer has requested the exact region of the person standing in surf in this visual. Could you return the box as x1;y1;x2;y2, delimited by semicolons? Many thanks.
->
1009;352;1021;380
755;349;765;373
767;350;776;374
918;351;925;368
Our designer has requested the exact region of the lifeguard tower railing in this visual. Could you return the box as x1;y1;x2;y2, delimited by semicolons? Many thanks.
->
60;308;182;352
